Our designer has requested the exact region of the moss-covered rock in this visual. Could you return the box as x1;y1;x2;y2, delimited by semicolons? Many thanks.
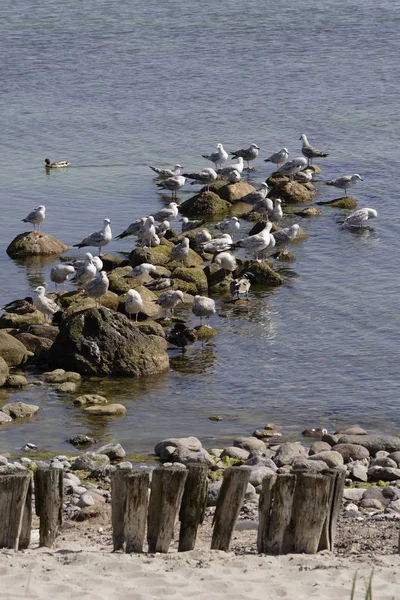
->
48;307;169;377
179;191;231;218
58;289;119;316
0;310;46;329
98;253;124;271
209;180;256;203
109;265;171;295
294;207;323;218
268;181;315;204
7;232;68;258
0;331;30;367
317;196;358;210
170;266;208;295
128;245;172;268
237;261;284;286
195;325;217;340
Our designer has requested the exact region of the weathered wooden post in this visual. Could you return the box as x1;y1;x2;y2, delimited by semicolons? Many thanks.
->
34;467;63;548
318;470;346;552
124;469;150;553
178;463;208;552
0;472;31;550
111;468;130;552
147;464;188;553
292;473;330;553
258;473;296;554
211;466;251;552
19;477;33;550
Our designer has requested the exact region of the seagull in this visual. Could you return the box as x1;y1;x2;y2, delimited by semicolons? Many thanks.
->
50;264;76;290
125;289;143;321
241;183;270;205
185;168;218;191
342;208;377;228
92;256;103;272
300;134;329;166
214;251;237;275
236;222;273;260
167;322;198;353
202;143;229;169
216;216;240;235
85;271;109;307
270;199;283;221
150;164;183;178
230;274;252;300
144;274;172;291
195;229;212;244
181;216;206;232
73;218;112;256
273;224;300;245
326;174;363;196
72;252;97;287
278;157;308;180
201;234;233;254
294;168;314;183
155;290;184;317
192;295;216;324
115;217;146;240
231;144;260;168
250;196;273;215
125;263;157;278
218;156;244;177
44;158;70;168
152;202;179;223
156;220;170;238
156;175;186;197
264;148;289;167
170;237;190;264
33;286;60;322
139;216;157;247
227;169;241;183
22;205;46;232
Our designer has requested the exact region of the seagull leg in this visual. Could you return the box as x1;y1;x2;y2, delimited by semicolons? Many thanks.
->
135;313;138;322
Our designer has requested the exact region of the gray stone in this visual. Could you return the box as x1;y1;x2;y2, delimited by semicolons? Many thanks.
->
292;459;329;473
388;498;400;512
343;488;365;502
360;498;384;510
388;452;400;467
0;411;12;424
336;435;400;457
371;457;398;469
73;394;108;407
0;331;30;367
368;466;400;482
210;449;223;458
233;437;266;452
2;402;39;419
50;460;64;469
248;449;276;460
331;443;370;463
362;487;386;502
248;466;276;486
154;436;202;457
334;427;367;436
5;375;28;388
220;447;250;461
207;479;255;507
274;442;308;467
171;447;215;467
114;461;133;470
0;463;27;475
63;472;81;486
244;483;258;503
309;441;332;456
77;491;106;508
0;455;8;466
7;231;68;258
244;456;277;470
348;464;368;482
375;451;389;459
83;404;126;416
382;486;400;501
71;452;110;471
42;369;82;384
308;451;344;468
56;381;79;393
321;434;340;446
344;502;360;517
96;443;126;460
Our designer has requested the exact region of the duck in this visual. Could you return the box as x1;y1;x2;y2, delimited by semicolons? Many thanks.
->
167;322;198;353
44;158;70;168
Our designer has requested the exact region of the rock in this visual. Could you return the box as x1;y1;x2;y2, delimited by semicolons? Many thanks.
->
5;375;28;388
233;437;266;453
244;456;277;470
71;452;110;471
49;308;169;377
0;357;9;387
167;248;205;269
362;487;387;503
179;191;232;218
322;433;341;446
334;427;367;436
272;249;296;262
247;466;276;486
252;429;282;441
292;459;329;473
371;457;398;469
309;441;332;455
13;332;53;363
67;434;96;448
375;451;389;459
316;196;358;210
64;472;81;485
56;381;79;393
0;331;30;367
19;324;59;341
360;498;384;510
336;435;400;456
96;443;126;460
0;411;13;424
368;466;400;481
344;503;361;518
237;261;283;286
6;231;68;258
83;404;127;416
268;181;315;204
382;486;400;501
207;480;223;506
343;488;365;502
301;427;327;438
77;491;106;508
154;436;202;457
171;447;215;467
388;452;400;467
0;310;46;328
0;464;28;475
308;451;344;468
220;447;250;461
332;443;370;463
42;369;82;384
128;245;173;268
293;207;323;218
170;267;208;295
210;180;256;204
348;463;368;482
73;394;108;407
2;402;39;419
273;442;308;467
195;325;217;341
248;449;276;460
0;455;8;466
388;498;400;513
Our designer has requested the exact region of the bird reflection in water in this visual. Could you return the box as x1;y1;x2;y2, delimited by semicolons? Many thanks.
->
170;344;216;374
346;227;379;243
13;254;56;290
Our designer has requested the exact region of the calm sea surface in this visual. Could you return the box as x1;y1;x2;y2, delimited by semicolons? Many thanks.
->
1;0;400;455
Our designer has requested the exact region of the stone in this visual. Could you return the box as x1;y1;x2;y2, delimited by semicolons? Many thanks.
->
67;434;96;448
316;196;358;210
117;287;162;319
0;357;9;387
220;447;250;461
171;447;215;467
63;472;82;485
71;452;110;471
6;231;68;258
77;491;106;508
2;402;39;419
375;451;390;459
210;180;256;204
96;443;126;460
360;498;384;510
343;488;365;502
237;262;283;286
388;452;400;467
309;441;332;455
292;459;329;473
248;466;276;486
0;464;28;475
308;451;344;468
332;443;370;463
244;456;277;470
322;433;341;446
233;437;266;453
388;498;400;513
368;466;400;482
12;332;53;363
0;310;46;328
293;206;323;218
273;442;308;467
344;502;361;518
154;437;202;457
371;457;398;469
128;245;173;269
0;455;8;466
337;435;400;456
0;411;13;424
42;369;82;384
5;375;28;388
56;382;78;393
382;486;400;501
334;427;367;436
83;404;127;416
49;307;169;377
73;394;108;407
268;180;315;204
19;324;59;341
348;464;368;482
179;190;232;218
0;331;30;367
170;266;208;295
363;487;387;503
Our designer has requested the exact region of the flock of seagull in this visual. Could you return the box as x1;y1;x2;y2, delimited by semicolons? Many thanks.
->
14;136;378;351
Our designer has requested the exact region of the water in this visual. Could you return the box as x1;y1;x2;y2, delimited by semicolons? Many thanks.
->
1;0;400;455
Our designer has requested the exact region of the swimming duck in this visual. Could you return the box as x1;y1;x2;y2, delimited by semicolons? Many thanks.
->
44;158;70;168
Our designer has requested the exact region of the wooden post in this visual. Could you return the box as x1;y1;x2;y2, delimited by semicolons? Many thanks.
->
34;468;63;548
292;473;330;554
211;466;251;552
257;474;277;553
111;468;130;551
19;477;33;550
261;473;296;554
124;470;150;553
178;463;208;552
0;472;31;550
318;470;346;552
147;465;188;553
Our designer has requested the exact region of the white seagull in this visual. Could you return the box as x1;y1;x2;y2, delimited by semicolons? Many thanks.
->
264;148;289;167
125;289;143;321
50;264;76;290
278;157;308;179
156;175;186;197
85;271;109;307
218;156;244;177
74;218;112;256
192;295;216;324
185;168;218;191
201;234;233;254
236;222;273;260
342;208;377;228
273;224;300;245
227;169;241;183
216;216;240;235
270;199;283;221
170;237;190;264
150;164;183;178
214;252;237;275
125;263;157;278
22;205;46;231
326;174;363;196
202;143;229;169
152;202;179;223
72;252;97;287
33;286;59;322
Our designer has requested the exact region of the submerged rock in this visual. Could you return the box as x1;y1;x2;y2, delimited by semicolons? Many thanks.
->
2;402;39;419
237;262;284;286
49;307;169;377
179;191;231;218
73;394;108;406
317;196;358;209
83;404;127;416
7;232;68;258
294;207;323;218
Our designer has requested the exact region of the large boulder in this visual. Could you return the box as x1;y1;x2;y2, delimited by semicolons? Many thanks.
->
7;232;68;258
128;245;174;268
13;332;53;363
332;443;370;463
0;331;30;367
179;191;231;218
170;266;208;295
209;180;256;204
0;310;46;328
154;436;202;459
268;181;315;204
336;435;400;457
48;307;169;377
237;261;283;286
274;442;308;467
0;357;9;387
2;402;39;419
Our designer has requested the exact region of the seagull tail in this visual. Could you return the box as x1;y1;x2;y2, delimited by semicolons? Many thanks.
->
115;232;127;240
325;181;334;186
73;243;85;248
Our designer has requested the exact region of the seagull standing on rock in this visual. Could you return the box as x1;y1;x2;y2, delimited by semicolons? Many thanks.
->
218;156;244;177
184;168;218;191
170;237;190;264
202;143;228;169
22;205;46;232
236;222;273;260
85;271;109;307
214;251;237;275
152;202;179;223
241;182;270;205
273;224;300;245
300;134;329;166
278;157;308;180
72;253;97;287
74;218;112;256
33;286;60;322
125;289;143;321
181;217;206;232
231;143;260;169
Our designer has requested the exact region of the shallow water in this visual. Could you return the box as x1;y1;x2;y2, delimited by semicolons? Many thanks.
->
1;0;400;455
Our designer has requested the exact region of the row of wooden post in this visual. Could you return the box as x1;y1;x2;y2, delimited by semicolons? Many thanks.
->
0;464;346;554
